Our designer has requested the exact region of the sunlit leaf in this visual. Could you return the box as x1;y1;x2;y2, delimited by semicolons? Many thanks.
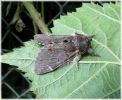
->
2;3;120;98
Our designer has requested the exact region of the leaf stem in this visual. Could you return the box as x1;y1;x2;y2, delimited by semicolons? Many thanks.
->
23;2;50;34
41;1;45;23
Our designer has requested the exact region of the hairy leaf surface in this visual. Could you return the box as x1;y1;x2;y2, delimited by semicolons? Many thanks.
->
2;3;120;98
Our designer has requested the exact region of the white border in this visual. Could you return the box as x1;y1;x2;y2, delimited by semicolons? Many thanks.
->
0;0;1;99
1;0;121;1
120;0;122;99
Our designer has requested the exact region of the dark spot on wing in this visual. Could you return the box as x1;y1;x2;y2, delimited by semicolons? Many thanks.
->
47;45;55;52
63;39;68;43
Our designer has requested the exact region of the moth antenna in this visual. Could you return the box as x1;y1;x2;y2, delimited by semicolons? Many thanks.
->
88;35;95;41
75;33;82;36
90;35;95;38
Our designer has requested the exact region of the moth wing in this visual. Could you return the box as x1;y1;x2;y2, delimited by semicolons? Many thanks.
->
35;43;77;74
34;34;73;45
34;34;51;45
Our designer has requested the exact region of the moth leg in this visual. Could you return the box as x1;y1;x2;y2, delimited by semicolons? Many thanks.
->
88;48;99;57
73;51;82;71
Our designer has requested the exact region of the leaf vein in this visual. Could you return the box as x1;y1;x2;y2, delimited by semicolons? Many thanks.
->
65;63;108;98
85;5;120;24
103;87;120;98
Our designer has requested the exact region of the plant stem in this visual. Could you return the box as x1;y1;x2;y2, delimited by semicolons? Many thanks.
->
23;2;50;34
41;1;45;23
33;21;38;34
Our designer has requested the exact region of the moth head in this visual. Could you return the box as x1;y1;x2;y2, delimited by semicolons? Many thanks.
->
75;33;95;52
84;35;94;47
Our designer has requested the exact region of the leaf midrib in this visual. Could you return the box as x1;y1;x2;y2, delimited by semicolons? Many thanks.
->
33;60;120;91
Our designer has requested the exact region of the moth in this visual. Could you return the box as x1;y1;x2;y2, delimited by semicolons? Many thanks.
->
34;33;96;75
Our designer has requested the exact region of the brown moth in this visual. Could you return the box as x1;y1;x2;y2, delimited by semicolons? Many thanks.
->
34;33;96;75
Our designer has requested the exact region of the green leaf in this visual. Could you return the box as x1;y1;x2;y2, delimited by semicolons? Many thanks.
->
2;3;120;98
10;5;20;25
6;2;12;16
